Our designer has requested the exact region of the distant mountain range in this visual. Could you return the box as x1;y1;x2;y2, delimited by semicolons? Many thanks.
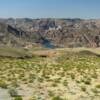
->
0;18;100;48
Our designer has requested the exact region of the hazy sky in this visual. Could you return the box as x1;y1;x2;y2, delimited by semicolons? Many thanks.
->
0;0;100;19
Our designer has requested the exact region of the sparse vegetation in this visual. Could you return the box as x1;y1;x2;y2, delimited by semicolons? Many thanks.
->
0;48;100;99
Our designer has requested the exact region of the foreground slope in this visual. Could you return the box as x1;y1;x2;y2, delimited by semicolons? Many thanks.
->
0;48;100;100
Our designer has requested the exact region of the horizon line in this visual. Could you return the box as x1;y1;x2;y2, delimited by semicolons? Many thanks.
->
0;17;100;20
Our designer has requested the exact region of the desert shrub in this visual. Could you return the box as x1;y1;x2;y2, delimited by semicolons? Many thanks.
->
84;80;91;85
70;73;75;79
0;80;7;88
37;77;44;82
81;86;86;92
8;88;18;97
81;78;91;85
91;88;98;94
63;80;68;86
52;83;57;87
92;73;97;79
52;96;64;100
95;84;100;88
11;81;19;88
48;90;54;97
14;96;23;100
29;97;36;100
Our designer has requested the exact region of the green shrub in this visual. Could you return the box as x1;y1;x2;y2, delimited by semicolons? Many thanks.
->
14;96;23;100
52;96;63;100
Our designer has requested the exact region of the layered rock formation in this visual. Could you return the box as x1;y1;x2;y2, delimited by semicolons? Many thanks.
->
0;18;100;48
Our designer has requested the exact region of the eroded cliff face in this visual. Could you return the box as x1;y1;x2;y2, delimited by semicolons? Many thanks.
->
0;18;100;48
